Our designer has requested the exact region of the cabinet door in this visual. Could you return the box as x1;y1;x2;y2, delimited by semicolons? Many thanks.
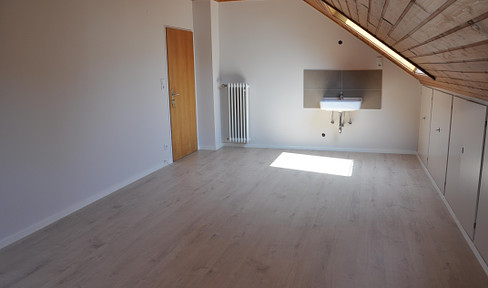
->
427;90;452;193
475;133;488;263
418;86;433;166
445;97;486;239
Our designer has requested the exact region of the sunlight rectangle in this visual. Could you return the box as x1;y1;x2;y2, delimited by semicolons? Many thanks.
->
270;152;354;177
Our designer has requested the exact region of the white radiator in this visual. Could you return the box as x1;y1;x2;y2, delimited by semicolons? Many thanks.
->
227;83;250;143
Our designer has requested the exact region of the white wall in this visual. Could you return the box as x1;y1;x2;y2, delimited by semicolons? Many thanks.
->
0;0;193;248
193;0;222;150
211;1;222;148
219;0;421;153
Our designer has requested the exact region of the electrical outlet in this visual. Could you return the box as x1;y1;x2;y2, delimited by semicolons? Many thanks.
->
376;56;383;68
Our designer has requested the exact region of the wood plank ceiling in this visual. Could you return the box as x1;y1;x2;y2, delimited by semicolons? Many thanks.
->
304;0;488;100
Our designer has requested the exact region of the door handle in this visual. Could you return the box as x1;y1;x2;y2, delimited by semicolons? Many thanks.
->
436;127;441;132
171;89;180;107
171;89;180;98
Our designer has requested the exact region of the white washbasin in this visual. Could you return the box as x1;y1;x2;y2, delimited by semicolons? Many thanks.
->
320;97;362;111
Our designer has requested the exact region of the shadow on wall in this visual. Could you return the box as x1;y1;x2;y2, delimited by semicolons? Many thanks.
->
220;74;247;143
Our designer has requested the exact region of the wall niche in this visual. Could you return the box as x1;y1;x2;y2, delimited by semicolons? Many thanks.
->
303;70;382;109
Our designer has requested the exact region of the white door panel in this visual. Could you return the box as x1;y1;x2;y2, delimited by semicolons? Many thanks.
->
445;97;486;239
475;132;488;263
418;86;432;166
427;90;452;193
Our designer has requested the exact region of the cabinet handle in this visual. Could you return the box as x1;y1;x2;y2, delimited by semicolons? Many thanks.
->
422;117;426;120
462;147;465;154
436;128;441;132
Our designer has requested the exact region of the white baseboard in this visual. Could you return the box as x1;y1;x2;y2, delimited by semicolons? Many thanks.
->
199;142;224;151
215;142;224;150
198;145;219;151
415;153;488;276
0;161;170;250
223;142;416;155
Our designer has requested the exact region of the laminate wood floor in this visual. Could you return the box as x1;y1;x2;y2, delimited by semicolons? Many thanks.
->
1;148;487;288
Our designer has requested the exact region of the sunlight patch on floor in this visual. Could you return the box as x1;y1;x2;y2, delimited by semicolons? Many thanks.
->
270;152;354;177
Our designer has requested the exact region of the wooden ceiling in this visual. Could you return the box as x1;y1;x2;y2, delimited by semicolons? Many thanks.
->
303;0;488;100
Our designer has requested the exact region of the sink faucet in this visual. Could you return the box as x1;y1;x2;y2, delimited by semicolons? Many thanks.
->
339;91;344;100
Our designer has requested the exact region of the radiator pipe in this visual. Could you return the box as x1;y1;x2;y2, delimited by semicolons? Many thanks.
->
221;84;250;88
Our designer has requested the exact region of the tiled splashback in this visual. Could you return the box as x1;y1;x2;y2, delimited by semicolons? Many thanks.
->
303;70;382;109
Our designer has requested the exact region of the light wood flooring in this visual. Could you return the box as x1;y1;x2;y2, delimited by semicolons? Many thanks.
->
1;148;487;287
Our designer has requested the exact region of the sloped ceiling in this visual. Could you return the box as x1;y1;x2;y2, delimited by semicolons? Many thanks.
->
303;0;488;100
215;0;488;99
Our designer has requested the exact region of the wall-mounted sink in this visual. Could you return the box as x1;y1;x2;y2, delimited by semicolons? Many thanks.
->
320;97;363;111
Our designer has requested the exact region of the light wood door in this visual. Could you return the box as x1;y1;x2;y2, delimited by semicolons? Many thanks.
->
166;27;198;161
418;86;432;166
445;97;486;239
475;131;488;262
427;90;452;193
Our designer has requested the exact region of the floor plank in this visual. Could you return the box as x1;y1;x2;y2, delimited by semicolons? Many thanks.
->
0;148;487;288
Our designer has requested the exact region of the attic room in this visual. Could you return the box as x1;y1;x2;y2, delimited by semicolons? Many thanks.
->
1;0;488;286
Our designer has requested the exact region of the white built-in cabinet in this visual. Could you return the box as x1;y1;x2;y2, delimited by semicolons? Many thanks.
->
476;135;488;263
427;90;452;193
444;97;487;239
418;86;488;266
418;87;432;166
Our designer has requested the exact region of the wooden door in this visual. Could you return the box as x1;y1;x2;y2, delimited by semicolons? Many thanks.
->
166;27;198;161
475;130;488;261
427;90;452;193
445;97;486;239
418;86;432;166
